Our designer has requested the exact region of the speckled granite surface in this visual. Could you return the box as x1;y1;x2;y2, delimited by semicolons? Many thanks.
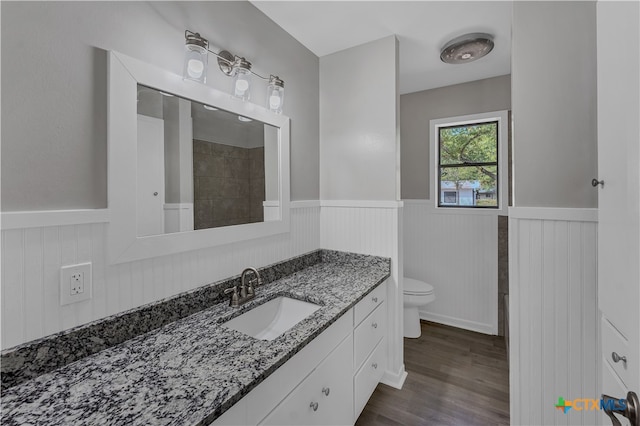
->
1;251;390;426
1;251;323;391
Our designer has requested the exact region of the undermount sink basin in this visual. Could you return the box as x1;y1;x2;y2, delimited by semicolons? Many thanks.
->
222;297;321;341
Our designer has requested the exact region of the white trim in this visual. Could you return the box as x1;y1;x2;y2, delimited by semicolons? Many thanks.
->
402;199;503;216
401;199;432;205
380;365;408;390
1;209;110;230
419;310;496;335
320;200;404;209
162;203;192;210
508;207;598;222
290;200;321;209
430;110;509;215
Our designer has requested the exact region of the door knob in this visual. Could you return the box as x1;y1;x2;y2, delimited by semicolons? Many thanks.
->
592;178;604;188
602;391;639;426
153;192;158;196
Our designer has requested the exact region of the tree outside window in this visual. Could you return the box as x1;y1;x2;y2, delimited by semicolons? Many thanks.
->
438;121;498;208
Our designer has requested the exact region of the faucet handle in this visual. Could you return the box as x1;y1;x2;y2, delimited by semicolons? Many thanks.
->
246;280;254;297
224;286;239;307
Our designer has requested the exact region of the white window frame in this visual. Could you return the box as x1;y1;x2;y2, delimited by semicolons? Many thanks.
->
430;110;509;215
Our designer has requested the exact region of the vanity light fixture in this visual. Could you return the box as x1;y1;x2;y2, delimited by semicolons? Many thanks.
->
183;31;209;83
266;75;284;114
203;104;218;111
440;33;494;64
183;30;286;113
232;57;252;101
238;116;252;122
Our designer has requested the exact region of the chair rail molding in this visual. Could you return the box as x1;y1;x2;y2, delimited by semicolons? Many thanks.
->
1;209;111;230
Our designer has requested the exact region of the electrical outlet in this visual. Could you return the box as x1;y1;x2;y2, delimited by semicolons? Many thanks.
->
60;263;92;305
70;273;84;295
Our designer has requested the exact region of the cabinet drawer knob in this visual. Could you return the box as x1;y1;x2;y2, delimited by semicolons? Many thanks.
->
372;322;378;329
372;296;378;303
372;362;378;369
309;401;319;411
322;387;330;396
612;352;627;364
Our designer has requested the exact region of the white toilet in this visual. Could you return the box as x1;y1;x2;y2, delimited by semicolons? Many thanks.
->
403;277;435;338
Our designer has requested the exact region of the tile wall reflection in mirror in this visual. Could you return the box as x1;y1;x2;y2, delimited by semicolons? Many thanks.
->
136;84;279;237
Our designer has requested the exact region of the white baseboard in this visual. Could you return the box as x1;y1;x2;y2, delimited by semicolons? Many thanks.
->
381;365;408;390
419;310;496;335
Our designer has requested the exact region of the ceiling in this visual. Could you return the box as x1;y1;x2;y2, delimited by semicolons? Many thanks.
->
251;1;512;94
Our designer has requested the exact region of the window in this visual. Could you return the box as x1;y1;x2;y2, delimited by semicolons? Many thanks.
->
431;111;507;210
442;191;458;204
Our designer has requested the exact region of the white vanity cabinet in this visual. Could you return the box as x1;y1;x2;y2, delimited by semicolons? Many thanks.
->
352;283;387;419
212;280;388;426
260;334;353;426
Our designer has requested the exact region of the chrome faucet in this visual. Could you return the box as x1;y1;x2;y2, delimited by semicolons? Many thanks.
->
224;267;262;307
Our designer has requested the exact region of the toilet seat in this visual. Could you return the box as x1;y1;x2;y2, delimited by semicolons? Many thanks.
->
403;278;434;296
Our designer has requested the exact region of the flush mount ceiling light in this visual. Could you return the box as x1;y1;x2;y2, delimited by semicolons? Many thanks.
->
440;33;494;64
183;30;286;113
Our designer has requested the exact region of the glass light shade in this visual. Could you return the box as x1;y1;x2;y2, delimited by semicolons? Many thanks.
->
267;82;284;114
233;67;252;101
183;44;208;83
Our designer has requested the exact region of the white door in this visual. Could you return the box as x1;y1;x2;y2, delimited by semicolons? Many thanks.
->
597;2;640;425
137;115;165;237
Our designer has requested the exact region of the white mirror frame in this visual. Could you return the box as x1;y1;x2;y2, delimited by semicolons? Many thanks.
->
107;51;290;264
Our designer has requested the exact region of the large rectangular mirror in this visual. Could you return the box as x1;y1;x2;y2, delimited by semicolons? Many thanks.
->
108;51;290;264
136;84;280;237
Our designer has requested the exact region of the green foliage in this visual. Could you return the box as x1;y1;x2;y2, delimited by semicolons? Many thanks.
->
439;122;498;190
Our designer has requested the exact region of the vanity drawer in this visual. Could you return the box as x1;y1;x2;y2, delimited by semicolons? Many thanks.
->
601;316;632;387
245;309;352;424
260;334;353;426
354;337;386;418
354;281;386;326
354;302;386;370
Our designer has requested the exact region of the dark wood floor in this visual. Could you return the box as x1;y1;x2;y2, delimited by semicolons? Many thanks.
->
356;321;510;426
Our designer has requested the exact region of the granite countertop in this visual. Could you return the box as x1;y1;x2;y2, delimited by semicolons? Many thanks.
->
1;252;390;425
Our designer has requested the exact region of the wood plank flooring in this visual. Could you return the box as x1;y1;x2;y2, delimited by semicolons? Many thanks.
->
356;321;510;426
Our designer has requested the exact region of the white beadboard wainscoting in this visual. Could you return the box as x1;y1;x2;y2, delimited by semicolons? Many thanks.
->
403;200;498;334
320;201;406;389
509;207;598;426
0;204;320;350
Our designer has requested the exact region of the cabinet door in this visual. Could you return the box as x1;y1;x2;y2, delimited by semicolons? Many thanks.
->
354;337;387;419
260;334;353;426
596;0;640;407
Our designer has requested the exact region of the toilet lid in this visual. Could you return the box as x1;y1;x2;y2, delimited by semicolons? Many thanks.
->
403;278;434;295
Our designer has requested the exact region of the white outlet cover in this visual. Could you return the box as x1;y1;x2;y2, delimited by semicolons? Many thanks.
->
60;262;92;306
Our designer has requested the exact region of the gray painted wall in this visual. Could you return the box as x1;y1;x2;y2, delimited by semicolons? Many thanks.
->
400;75;511;200
320;36;399;201
1;1;319;211
512;1;597;208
